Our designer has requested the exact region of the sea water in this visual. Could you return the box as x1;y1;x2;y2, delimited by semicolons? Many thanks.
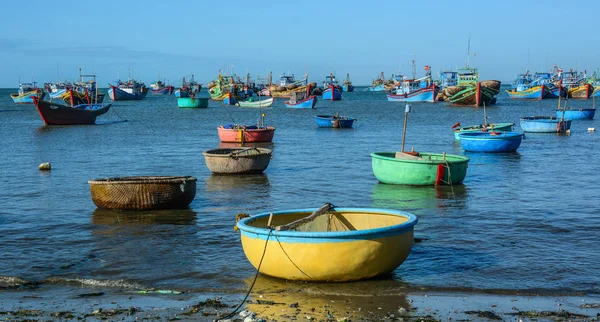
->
1;87;599;297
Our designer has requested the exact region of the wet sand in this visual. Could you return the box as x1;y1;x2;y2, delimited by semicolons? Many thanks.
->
1;285;599;321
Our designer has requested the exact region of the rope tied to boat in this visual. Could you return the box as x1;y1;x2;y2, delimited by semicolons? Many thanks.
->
222;217;273;321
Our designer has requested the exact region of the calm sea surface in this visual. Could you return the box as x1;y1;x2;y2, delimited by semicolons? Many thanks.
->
1;87;599;297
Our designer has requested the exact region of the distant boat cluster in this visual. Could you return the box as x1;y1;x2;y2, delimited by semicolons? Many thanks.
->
505;66;599;100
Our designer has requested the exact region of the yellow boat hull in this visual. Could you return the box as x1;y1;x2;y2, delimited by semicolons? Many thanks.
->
237;208;417;282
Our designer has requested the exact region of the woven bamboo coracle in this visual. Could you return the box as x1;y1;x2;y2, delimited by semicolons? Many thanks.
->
203;148;272;174
88;176;197;210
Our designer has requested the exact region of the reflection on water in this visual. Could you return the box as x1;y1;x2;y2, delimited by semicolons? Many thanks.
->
244;275;410;319
92;208;197;226
205;174;270;192
371;183;468;211
217;142;275;150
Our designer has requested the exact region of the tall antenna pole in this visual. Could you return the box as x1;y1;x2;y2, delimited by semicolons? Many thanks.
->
412;55;416;79
466;33;471;68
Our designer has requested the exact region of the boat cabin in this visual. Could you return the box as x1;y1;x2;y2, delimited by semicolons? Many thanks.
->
457;67;479;86
439;71;458;88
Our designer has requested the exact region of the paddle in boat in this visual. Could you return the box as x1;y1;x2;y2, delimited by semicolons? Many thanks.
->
458;131;523;152
284;84;317;108
235;203;418;282
315;113;355;128
31;95;111;125
371;104;470;185
217;113;275;143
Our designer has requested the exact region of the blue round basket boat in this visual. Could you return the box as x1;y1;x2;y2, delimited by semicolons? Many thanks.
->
458;131;523;152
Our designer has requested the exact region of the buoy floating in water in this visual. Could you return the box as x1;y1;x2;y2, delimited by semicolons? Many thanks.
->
38;162;51;171
588;128;596;132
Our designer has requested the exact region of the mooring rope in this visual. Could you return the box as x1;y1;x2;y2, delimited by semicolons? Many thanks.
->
218;228;272;321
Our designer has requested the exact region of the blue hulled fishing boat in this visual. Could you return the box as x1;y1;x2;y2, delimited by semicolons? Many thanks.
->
506;72;547;99
387;65;438;102
10;82;45;104
175;75;202;98
342;73;354;92
322;74;342;100
108;79;148;101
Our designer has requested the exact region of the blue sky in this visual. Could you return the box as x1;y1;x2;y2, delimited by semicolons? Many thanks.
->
0;0;598;87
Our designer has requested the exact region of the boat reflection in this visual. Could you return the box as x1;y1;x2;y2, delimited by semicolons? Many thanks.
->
217;141;275;150
91;208;197;226
371;183;468;210
204;174;270;192
244;275;411;320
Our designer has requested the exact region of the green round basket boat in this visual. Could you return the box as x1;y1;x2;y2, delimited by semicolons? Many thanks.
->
370;152;469;185
88;176;197;210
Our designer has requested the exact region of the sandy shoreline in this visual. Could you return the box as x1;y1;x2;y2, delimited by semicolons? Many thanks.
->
1;284;599;321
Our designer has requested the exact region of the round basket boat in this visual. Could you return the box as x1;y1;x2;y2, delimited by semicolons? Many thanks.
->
88;176;197;210
371;152;469;185
236;207;418;282
203;147;272;174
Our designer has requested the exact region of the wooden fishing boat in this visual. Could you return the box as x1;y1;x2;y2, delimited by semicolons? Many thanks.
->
452;122;514;140
458;132;523;152
10;82;45;104
315;114;355;128
236;97;274;108
322;74;342;100
88;176;197;210
285;95;317;108
448;81;500;106
387;65;438;102
269;74;309;98
203;147;272;174
177;96;209;108
235;203;418;282
342;73;354;92
568;83;593;99
520;116;571;133
506;73;547;99
32;96;111;125
149;80;174;95
371;152;469;185
175;75;202;98
108;79;148;101
285;85;317;108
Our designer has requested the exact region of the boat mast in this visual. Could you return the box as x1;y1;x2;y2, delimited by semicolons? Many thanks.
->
466;33;471;68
